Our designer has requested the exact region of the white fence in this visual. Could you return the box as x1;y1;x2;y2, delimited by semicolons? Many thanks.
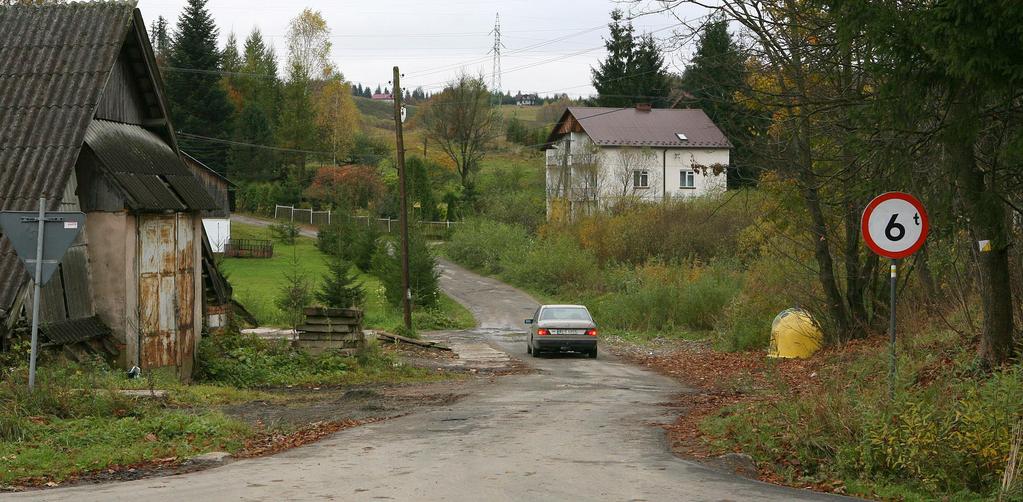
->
273;205;458;239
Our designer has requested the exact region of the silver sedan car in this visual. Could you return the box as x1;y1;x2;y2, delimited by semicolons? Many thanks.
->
525;304;598;358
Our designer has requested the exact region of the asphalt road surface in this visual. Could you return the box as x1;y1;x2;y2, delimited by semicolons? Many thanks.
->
6;218;845;501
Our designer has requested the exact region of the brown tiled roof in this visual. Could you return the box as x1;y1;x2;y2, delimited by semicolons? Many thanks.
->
555;107;732;148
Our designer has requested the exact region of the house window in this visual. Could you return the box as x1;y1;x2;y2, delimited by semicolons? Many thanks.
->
633;170;649;189
680;170;696;189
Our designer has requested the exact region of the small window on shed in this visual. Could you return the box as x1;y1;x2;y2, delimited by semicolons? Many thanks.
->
675;133;688;141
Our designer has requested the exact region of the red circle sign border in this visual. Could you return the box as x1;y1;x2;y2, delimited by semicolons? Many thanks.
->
861;192;929;259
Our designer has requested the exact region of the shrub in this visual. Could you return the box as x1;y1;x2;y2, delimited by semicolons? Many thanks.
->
275;256;313;328
270;220;300;245
317;218;380;272
315;255;365;309
446;218;529;274
589;261;742;334
501;235;602;295
371;232;440;308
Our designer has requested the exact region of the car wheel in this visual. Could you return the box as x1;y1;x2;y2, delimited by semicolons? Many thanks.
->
527;343;532;354
588;347;598;359
531;346;541;358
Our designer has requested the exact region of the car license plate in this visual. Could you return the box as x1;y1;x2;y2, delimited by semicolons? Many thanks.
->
550;329;585;335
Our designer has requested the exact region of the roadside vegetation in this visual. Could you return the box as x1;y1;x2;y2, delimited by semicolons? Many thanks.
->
0;356;254;485
222;221;473;333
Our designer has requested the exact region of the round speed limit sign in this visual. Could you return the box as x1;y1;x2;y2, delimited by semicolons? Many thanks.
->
861;192;929;259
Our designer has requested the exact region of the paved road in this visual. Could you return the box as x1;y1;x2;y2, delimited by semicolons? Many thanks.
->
7;216;842;501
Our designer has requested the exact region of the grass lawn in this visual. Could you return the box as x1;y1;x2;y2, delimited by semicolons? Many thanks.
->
222;221;474;332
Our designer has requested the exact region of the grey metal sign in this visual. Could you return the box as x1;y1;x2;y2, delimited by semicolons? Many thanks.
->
0;211;85;285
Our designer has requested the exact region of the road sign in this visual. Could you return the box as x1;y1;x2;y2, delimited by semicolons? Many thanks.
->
0;202;85;391
0;211;86;285
861;192;929;259
861;191;928;400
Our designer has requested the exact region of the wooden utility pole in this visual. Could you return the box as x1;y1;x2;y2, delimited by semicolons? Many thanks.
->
392;66;412;330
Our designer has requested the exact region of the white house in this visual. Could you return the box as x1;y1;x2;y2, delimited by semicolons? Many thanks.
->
544;105;731;218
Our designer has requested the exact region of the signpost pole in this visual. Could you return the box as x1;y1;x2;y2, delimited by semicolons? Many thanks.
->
28;197;45;392
888;258;898;400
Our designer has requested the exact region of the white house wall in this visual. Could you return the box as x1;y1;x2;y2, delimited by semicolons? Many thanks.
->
202;218;230;253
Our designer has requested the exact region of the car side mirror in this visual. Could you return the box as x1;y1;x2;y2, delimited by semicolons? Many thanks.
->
524;319;533;325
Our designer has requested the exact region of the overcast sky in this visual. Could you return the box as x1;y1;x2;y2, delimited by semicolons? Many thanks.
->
136;0;712;98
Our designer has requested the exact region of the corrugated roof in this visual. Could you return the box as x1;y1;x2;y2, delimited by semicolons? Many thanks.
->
39;315;111;346
85;120;218;211
555;107;732;148
0;2;135;212
0;2;135;313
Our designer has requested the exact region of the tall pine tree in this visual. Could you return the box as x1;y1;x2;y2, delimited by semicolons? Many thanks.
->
149;16;171;65
592;10;635;107
592;10;669;107
166;0;234;172
227;28;281;181
680;17;765;185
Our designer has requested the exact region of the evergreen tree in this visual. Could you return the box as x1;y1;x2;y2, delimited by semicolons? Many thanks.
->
680;17;765;185
166;0;234;172
316;255;365;309
364;87;373;98
278;60;317;172
591;10;670;107
407;157;438;220
228;105;276;180
374;85;382;95
371;232;439;309
630;35;669;106
591;9;635;107
226;28;281;181
220;32;242;108
149;15;171;65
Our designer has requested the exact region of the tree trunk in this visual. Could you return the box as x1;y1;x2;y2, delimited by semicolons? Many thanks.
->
948;96;1015;368
843;199;869;333
796;118;851;339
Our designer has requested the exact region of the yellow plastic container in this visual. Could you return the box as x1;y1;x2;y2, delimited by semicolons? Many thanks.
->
768;308;823;359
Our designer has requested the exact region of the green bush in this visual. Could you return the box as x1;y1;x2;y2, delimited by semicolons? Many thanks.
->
317;218;380;272
371;232;440;308
196;332;430;388
501;235;602;295
270;220;300;245
315;255;365;309
447;218;529;274
589;262;742;334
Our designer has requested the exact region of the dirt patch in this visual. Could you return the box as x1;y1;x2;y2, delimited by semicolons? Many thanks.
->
221;380;471;427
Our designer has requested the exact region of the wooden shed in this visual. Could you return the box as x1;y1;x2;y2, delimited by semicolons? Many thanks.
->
183;152;235;253
0;3;219;381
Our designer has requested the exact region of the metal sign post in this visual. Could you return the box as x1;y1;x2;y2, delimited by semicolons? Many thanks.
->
0;199;85;391
861;192;929;400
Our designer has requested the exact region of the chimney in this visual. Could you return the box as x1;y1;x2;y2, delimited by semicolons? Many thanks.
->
635;103;652;112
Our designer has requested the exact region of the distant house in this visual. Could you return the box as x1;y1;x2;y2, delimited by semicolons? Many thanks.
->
183;153;235;253
0;3;220;380
543;105;731;219
372;93;394;102
516;93;539;106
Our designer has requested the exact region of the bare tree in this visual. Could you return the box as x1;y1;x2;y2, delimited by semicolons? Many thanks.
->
603;147;658;204
417;74;499;193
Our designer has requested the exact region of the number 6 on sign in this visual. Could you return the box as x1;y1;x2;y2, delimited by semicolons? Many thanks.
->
862;192;929;259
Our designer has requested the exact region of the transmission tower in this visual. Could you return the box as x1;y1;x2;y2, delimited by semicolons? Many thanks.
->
489;13;504;94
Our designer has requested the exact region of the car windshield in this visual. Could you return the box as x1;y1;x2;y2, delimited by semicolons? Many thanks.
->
539;307;591;322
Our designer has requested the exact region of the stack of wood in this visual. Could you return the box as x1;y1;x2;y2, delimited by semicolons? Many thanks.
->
296;307;365;355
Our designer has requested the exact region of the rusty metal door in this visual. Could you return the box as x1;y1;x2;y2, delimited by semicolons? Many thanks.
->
138;213;195;374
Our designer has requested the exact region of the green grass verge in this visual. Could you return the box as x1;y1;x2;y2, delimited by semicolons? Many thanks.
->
0;363;256;485
223;221;474;332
